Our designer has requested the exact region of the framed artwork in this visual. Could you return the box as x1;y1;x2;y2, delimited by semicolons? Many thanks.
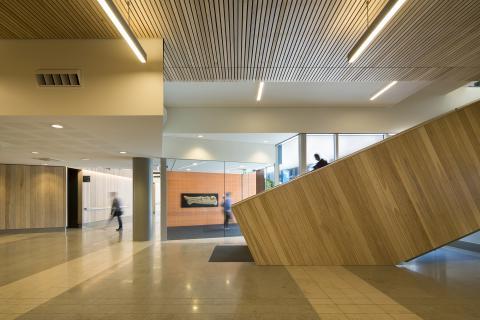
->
181;193;219;208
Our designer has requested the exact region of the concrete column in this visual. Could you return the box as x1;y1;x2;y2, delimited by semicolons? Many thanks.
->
133;157;152;241
299;133;307;174
160;158;168;241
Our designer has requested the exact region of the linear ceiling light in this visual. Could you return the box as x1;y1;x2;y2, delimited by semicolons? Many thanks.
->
348;0;407;63
98;0;147;63
370;81;398;101
256;82;265;101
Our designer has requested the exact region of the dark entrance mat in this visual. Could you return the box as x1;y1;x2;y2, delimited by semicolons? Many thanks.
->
209;245;254;262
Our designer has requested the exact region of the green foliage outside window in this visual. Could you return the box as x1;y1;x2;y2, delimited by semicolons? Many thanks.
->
265;178;274;190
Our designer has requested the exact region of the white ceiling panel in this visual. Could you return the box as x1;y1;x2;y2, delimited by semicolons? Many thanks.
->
165;81;431;108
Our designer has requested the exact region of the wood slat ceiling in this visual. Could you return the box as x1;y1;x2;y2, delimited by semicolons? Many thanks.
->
1;0;480;82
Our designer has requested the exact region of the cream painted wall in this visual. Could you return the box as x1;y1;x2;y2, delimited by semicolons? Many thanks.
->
162;136;274;164
389;86;480;132
82;169;132;224
164;86;480;134
0;39;163;116
164;105;392;134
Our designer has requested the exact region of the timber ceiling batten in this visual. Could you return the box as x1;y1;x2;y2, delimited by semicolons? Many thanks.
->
0;0;480;81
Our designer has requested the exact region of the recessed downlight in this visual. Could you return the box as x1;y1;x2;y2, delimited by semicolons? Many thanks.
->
31;151;39;154
81;158;90;161
119;151;127;154
51;124;63;129
192;163;198;166
42;163;48;166
186;168;191;171
197;135;204;138
263;140;269;143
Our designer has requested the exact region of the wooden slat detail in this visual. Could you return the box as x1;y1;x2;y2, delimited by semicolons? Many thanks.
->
0;165;66;230
233;100;480;265
0;0;480;81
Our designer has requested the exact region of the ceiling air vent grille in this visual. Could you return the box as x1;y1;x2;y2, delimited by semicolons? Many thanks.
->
35;69;81;87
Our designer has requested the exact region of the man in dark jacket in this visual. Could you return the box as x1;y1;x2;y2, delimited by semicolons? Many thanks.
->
313;153;328;170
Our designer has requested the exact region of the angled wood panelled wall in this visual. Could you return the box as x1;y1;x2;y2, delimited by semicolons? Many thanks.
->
233;101;480;265
0;165;66;230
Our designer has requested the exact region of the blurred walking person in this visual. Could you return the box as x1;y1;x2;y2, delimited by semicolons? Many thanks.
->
109;192;123;231
222;192;233;229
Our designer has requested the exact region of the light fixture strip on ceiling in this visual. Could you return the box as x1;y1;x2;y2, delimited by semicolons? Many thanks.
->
98;0;147;63
256;81;265;101
370;81;398;101
348;0;407;63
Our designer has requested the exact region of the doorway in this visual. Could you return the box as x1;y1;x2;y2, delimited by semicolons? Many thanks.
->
67;168;82;228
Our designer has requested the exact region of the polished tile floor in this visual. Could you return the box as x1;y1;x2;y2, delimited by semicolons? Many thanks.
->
1;223;479;320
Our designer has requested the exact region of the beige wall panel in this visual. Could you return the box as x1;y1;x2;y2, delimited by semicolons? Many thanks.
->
6;166;28;229
28;166;66;228
0;164;66;230
233;101;480;266
0;39;163;116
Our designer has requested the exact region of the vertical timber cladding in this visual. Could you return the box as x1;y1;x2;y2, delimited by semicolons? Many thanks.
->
233;100;480;266
0;165;66;230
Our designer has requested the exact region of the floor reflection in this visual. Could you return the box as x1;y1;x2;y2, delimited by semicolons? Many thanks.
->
1;225;320;320
347;246;480;320
399;246;480;296
2;225;480;320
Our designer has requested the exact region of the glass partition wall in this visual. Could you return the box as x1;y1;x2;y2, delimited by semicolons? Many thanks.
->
338;134;385;158
275;133;390;184
306;134;335;171
166;159;271;240
277;135;300;183
166;133;389;240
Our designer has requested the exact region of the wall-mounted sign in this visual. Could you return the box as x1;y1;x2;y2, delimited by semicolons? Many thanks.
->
83;176;91;182
181;193;218;208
